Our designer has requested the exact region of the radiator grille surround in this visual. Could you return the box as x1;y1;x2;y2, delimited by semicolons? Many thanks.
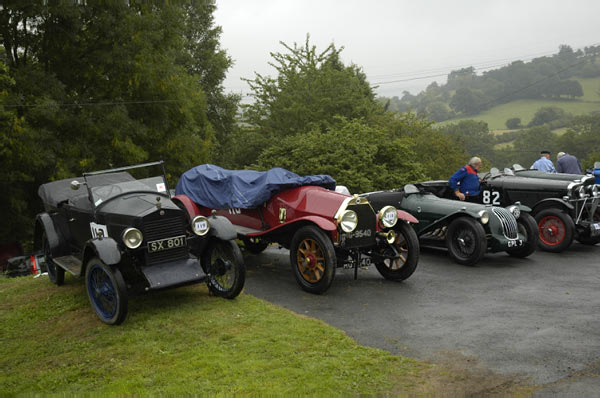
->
143;215;189;265
492;207;518;240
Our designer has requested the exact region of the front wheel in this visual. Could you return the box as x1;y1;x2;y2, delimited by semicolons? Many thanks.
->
507;213;538;258
534;209;575;252
42;233;64;286
290;226;336;294
202;240;246;299
374;222;419;281
576;209;600;245
446;217;487;266
85;258;128;325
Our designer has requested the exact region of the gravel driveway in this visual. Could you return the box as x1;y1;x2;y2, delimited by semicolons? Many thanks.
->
242;243;600;395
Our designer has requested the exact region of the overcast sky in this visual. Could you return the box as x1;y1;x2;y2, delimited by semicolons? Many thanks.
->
214;0;600;101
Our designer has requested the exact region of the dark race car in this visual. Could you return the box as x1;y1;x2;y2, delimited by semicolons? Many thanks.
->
362;184;537;266
35;161;245;325
419;168;600;252
175;165;420;294
511;163;594;181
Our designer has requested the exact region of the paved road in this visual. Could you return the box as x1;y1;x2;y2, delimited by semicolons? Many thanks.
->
242;243;600;394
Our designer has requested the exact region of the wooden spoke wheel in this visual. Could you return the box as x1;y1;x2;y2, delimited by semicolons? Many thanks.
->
290;226;336;294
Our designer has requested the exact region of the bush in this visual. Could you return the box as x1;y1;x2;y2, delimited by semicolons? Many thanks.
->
505;117;522;129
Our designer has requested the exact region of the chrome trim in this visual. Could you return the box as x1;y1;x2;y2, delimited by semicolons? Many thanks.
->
122;227;143;249
191;215;210;236
492;207;518;239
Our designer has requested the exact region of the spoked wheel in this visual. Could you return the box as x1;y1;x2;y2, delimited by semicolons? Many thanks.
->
290;226;336;294
202;240;246;299
242;237;269;254
576;209;600;245
507;212;538;258
42;233;64;286
446;217;487;266
534;209;574;253
374;222;419;281
85;258;128;325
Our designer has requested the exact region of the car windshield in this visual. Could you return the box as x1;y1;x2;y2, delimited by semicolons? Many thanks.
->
85;163;169;207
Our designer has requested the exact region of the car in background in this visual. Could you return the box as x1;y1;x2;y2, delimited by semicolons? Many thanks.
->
511;164;595;182
175;165;421;294
35;161;245;325
419;168;600;252
362;184;537;266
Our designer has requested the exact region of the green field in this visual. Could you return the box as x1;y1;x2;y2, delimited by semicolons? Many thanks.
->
0;274;435;395
438;77;600;130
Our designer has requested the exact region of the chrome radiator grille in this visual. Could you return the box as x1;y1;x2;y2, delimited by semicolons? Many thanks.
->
143;216;188;265
492;208;518;239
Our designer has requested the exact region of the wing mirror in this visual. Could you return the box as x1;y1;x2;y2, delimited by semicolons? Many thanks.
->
70;180;86;190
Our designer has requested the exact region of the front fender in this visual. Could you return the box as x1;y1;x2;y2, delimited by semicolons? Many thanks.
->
396;209;418;224
207;215;237;241
507;203;532;213
248;215;337;237
172;194;201;218
531;198;574;215
34;213;61;254
83;237;121;268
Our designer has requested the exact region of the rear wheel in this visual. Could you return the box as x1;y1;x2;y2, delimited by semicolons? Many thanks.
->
241;237;269;254
534;209;575;253
85;258;128;325
507;213;538;258
374;223;419;281
42;233;64;286
202;240;246;299
290;226;336;294
446;217;487;266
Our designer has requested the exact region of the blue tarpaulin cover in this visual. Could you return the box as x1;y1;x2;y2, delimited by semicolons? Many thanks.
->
176;164;336;209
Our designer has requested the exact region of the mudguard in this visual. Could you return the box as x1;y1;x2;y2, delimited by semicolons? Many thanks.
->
172;194;201;218
207;215;237;241
396;210;419;224
34;213;62;254
508;203;532;213
531;198;574;215
83;237;121;267
250;215;337;236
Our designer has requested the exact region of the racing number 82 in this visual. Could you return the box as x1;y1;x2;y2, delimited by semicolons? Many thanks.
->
482;190;501;205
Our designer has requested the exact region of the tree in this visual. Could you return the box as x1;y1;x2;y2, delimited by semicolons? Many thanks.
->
242;35;379;139
528;107;566;127
450;87;486;115
505;117;522;129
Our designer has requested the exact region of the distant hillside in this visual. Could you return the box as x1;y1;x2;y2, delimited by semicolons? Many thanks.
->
380;44;600;126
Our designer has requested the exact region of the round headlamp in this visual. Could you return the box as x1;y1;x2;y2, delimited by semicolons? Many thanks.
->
478;210;489;224
191;216;210;236
378;206;398;228
122;228;143;249
577;185;586;199
508;205;521;219
338;210;358;233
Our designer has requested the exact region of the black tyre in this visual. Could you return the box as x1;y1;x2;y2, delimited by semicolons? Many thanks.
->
374;222;419;281
202;240;246;299
85;258;128;325
576;209;600;245
507;212;538;258
242;237;269;254
534;209;575;253
290;226;336;294
42;233;64;286
446;217;487;266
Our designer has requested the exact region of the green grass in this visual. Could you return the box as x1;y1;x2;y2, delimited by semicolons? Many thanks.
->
574;77;600;102
0;275;427;395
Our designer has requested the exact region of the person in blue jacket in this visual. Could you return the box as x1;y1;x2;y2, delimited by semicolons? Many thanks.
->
449;157;482;201
530;150;556;173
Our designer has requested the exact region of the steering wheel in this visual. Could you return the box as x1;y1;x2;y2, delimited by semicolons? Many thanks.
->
93;184;123;201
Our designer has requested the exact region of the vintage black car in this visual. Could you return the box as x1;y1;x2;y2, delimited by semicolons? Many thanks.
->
511;164;592;181
362;184;537;265
419;168;600;252
35;161;245;325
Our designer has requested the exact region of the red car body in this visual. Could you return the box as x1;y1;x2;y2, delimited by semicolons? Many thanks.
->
175;185;420;294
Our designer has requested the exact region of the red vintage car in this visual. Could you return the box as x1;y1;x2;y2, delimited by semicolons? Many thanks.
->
173;165;420;294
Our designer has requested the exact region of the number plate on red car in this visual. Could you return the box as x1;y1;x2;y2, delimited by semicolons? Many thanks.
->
147;235;186;253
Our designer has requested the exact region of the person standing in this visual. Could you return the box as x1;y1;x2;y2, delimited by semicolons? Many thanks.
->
530;150;556;173
449;157;482;201
556;152;583;174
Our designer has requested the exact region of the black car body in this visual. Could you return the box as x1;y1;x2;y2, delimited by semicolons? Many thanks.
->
35;161;245;325
419;168;600;252
362;184;537;266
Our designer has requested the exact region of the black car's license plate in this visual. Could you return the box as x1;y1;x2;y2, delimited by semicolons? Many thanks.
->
147;235;186;253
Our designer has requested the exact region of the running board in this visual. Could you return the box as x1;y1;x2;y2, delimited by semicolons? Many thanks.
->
53;255;82;277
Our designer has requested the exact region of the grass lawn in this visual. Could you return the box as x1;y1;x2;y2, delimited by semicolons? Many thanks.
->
574;77;600;102
0;274;429;395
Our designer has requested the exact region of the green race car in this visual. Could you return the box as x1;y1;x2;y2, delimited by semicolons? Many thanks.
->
361;184;538;266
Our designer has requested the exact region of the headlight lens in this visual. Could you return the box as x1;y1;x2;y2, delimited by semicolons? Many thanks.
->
578;186;586;198
122;228;143;249
478;210;489;224
191;216;210;236
338;210;358;233
378;206;398;228
508;205;521;219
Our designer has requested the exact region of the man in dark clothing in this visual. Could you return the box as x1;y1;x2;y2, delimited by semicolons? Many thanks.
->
556;152;583;174
448;157;482;201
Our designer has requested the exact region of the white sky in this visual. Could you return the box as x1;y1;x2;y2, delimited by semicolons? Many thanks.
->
214;0;600;101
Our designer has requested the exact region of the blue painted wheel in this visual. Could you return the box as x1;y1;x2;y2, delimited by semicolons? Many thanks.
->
85;258;128;325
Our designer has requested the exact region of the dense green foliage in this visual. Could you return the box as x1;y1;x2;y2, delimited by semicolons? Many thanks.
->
0;1;236;245
382;45;600;122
